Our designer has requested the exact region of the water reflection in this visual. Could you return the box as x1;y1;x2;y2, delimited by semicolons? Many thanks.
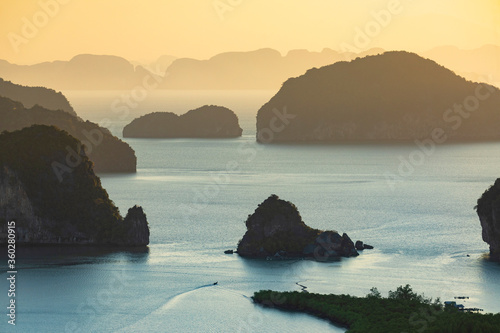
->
2;245;150;267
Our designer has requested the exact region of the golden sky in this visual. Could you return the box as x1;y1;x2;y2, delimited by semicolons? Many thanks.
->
1;0;499;64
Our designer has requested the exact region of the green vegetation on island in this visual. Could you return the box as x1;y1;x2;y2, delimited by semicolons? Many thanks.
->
253;286;500;333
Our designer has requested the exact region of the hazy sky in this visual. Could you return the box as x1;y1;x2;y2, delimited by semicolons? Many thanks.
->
1;0;499;64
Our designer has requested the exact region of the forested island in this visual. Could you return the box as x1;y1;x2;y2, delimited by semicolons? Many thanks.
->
257;51;500;143
236;195;370;260
253;286;500;332
0;125;149;246
123;105;242;138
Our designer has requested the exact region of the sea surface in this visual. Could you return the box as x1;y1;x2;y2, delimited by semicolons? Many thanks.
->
2;90;500;333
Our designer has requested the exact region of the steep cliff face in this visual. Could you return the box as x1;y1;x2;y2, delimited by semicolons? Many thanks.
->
237;195;360;260
122;206;150;246
0;125;149;246
476;179;500;261
257;51;500;143
123;105;243;138
0;96;136;173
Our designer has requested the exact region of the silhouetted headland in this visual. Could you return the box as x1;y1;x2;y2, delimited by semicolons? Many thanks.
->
0;77;76;115
0;125;149;246
0;95;136;173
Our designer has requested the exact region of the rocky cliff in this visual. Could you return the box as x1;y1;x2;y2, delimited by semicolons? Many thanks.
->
256;51;500;143
237;195;362;260
476;179;500;261
0;96;136;173
123;105;243;138
0;125;149;246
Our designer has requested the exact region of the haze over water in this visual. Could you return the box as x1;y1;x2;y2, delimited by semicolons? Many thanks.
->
2;90;499;332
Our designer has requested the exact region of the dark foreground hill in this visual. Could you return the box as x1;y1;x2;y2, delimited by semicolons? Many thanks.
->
0;125;149;246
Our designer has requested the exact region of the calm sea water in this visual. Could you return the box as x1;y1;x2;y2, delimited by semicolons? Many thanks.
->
2;90;500;332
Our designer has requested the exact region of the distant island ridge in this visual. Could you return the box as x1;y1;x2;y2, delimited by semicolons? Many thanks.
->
257;51;500;143
0;46;498;91
123;105;243;138
0;48;384;91
0;54;161;91
0;77;76;116
0;125;149;246
0;95;136;173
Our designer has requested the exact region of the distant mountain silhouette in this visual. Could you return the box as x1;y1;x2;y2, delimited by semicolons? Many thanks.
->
257;51;500;143
0;78;76;116
159;48;384;90
123;105;242;138
0;96;136;173
423;45;500;87
0;49;385;91
0;54;159;90
150;54;178;75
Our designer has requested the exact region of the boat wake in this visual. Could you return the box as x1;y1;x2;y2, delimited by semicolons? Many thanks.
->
115;283;250;332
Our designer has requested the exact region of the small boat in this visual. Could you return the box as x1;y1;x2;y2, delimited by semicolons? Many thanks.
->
213;281;218;285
